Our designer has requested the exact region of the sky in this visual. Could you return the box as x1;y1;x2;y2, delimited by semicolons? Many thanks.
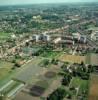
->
0;0;98;5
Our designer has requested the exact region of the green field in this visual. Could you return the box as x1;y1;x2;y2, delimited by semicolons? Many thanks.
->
70;77;89;96
41;51;62;59
2;81;21;95
88;27;98;31
86;53;98;65
0;61;14;81
0;61;15;88
86;54;91;64
0;32;11;41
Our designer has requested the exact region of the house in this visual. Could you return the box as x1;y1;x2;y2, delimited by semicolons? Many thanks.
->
53;37;61;44
11;34;16;39
72;32;81;40
53;36;74;45
32;33;51;42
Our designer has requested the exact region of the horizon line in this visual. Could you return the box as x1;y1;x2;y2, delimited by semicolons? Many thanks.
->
0;1;98;7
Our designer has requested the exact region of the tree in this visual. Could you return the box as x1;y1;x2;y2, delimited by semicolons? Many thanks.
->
87;65;94;73
14;62;21;68
62;73;72;86
0;92;6;100
51;59;58;65
43;59;49;67
47;88;66;100
81;73;89;80
51;58;55;64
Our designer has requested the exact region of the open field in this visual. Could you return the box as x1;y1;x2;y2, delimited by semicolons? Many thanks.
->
89;74;98;100
14;58;44;84
90;54;98;66
0;57;46;99
15;91;40;100
70;77;89;94
88;27;98;31
0;57;43;88
86;53;98;65
40;51;62;59
59;54;86;64
1;80;21;95
0;61;14;86
14;63;61;100
0;32;11;41
42;76;62;98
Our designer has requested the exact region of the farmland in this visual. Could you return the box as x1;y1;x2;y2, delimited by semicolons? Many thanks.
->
14;62;61;100
85;53;98;65
89;54;98;66
0;80;22;95
59;54;86;64
89;74;98;100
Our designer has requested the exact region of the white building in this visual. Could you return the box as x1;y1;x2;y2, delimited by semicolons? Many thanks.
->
91;31;98;41
11;34;16;39
72;33;87;43
32;35;40;42
72;32;81;40
53;37;61;44
43;34;51;41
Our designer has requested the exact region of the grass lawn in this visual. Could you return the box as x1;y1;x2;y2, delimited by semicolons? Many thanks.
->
41;51;62;59
70;77;89;96
0;61;15;88
35;80;49;89
0;32;11;41
88;27;98;31
2;81;21;95
0;61;14;80
87;24;95;29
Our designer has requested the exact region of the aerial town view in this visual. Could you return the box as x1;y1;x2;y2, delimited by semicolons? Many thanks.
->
0;0;98;100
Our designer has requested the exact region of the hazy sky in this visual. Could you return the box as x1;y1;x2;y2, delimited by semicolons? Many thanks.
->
0;0;98;5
